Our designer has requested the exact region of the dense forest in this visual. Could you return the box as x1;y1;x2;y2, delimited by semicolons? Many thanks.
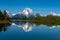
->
0;10;11;23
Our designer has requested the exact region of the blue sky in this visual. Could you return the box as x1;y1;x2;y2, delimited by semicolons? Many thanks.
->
0;0;60;14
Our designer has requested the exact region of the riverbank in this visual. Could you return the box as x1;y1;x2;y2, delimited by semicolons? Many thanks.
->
0;20;11;24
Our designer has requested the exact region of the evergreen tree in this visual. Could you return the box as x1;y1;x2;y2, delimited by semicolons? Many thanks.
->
3;10;10;20
0;10;4;20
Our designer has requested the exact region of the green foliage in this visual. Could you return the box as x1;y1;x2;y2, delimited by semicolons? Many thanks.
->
12;14;60;26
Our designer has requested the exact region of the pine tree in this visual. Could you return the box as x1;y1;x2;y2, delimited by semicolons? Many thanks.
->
0;10;4;20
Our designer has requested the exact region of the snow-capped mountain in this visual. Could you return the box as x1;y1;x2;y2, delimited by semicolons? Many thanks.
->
48;12;60;16
12;8;37;18
5;10;12;18
19;8;37;18
21;8;33;17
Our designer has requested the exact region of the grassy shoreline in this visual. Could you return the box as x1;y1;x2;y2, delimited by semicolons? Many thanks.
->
0;20;10;24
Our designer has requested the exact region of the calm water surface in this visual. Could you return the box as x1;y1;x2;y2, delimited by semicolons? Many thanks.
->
0;21;60;40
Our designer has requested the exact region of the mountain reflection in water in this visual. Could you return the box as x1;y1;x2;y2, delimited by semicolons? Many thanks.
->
0;21;60;32
12;21;36;32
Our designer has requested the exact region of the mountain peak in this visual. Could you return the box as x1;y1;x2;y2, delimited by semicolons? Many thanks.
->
5;10;9;14
5;10;12;17
49;12;60;16
21;8;33;17
49;12;56;15
23;8;33;13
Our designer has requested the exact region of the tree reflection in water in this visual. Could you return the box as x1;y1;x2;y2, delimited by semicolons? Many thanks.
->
0;20;60;32
0;22;11;32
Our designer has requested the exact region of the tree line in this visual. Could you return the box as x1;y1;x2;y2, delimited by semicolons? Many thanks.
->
0;10;10;20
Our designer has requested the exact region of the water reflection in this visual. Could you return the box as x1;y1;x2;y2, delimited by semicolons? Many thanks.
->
0;21;60;32
12;21;36;32
12;21;60;32
0;22;11;32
